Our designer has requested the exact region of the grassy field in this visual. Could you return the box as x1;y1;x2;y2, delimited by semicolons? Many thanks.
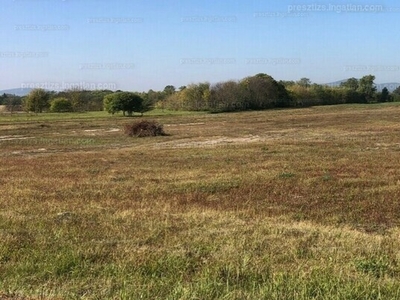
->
1;103;400;299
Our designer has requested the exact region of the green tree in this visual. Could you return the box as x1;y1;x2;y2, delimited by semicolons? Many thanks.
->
392;86;400;102
341;89;364;104
103;92;147;116
209;80;245;112
103;93;120;115
182;82;210;111
278;80;296;88
24;88;50;113
5;94;22;113
378;87;391;103
311;84;332;105
65;87;87;112
241;73;290;109
139;97;154;116
50;97;73;112
138;92;155;116
85;90;114;111
297;78;311;88
0;93;6;105
340;78;359;91
163;85;176;96
357;75;377;103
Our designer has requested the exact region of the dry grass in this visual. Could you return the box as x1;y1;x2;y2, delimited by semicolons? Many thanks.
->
1;103;400;298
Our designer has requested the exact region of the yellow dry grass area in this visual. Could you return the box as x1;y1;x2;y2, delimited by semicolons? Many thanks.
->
1;103;400;299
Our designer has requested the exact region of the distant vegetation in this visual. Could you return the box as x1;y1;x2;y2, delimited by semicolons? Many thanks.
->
161;74;399;112
1;74;400;115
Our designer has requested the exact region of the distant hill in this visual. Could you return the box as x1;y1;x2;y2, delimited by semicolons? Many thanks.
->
0;88;33;97
374;83;400;92
324;80;400;92
324;80;347;88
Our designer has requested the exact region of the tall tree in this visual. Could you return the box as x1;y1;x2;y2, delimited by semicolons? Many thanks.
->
297;78;311;88
183;82;210;111
392;86;400;102
209;80;244;112
24;88;50;113
241;73;290;109
340;78;359;91
65;87;87;112
5;94;22;113
357;75;377;103
378;87;390;103
163;85;176;96
0;93;6;105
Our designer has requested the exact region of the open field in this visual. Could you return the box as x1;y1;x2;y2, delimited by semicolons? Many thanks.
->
1;103;400;299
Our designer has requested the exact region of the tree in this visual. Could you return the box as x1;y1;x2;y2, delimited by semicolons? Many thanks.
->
288;85;315;106
163;85;176;96
138;92;155;116
24;88;50;113
0;93;6;105
297;78;311;88
393;86;400;102
357;75;377;103
209;80;245;112
103;92;147;116
340;78;359;91
50;97;73;112
5;94;22;113
182;82;210;111
311;84;333;105
85;90;114;111
378;87;389;103
241;73;290;109
103;93;120;115
341;89;364;104
279;80;296;88
65;87;87;112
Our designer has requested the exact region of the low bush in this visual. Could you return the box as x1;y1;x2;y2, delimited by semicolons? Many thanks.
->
50;97;73;112
124;120;167;137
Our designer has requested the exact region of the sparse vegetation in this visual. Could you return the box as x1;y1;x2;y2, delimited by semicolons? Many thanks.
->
1;103;400;298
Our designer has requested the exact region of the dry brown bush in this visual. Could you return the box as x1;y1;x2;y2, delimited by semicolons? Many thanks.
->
124;120;167;137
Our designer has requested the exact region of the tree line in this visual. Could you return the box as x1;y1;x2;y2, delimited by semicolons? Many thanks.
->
0;89;114;113
1;73;399;115
159;74;399;112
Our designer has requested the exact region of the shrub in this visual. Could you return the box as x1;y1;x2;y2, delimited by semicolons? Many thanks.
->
50;97;73;112
124;120;166;137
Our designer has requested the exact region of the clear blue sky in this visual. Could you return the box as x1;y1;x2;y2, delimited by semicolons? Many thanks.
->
1;0;399;91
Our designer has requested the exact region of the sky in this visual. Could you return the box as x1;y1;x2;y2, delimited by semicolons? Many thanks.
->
1;0;400;92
